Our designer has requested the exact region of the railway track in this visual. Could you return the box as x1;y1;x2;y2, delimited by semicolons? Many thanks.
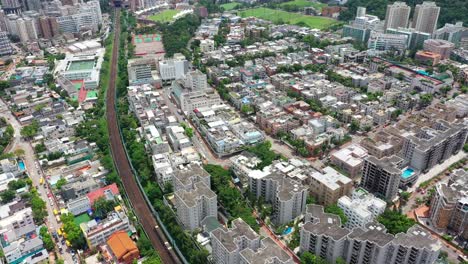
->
106;8;180;264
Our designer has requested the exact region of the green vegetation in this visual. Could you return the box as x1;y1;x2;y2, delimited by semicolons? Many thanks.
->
60;213;86;249
92;197;117;219
279;0;327;11
39;226;55;251
204;164;259;231
377;210;415;235
34;142;46;153
246;141;281;170
142;255;163;264
221;2;240;10
300;252;328;264
148;9;180;23
158;15;201;58
55;178;67;189
7;178;31;190
325;205;348;225
0;189;15;203
338;0;468;27
0;118;14;153
180;122;193;138
238;8;338;29
20;120;39;139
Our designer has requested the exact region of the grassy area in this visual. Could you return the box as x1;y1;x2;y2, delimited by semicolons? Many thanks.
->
148;9;180;23
73;213;91;225
238;8;338;29
280;0;327;10
221;2;240;11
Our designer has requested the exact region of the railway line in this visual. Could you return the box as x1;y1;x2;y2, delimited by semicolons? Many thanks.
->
106;8;180;264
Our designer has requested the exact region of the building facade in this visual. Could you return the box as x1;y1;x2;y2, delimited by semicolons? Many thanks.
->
360;155;402;201
412;1;440;34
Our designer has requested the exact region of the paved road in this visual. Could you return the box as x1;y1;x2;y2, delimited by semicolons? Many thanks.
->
0;99;74;263
106;9;180;264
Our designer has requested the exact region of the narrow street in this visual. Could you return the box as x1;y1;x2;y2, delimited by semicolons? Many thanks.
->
0;99;74;263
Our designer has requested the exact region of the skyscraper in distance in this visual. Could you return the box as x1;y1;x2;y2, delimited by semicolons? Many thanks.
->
384;2;411;31
412;1;440;34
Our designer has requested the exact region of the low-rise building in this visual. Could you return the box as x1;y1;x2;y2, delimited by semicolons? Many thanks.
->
107;230;139;264
423;39;455;60
80;210;131;248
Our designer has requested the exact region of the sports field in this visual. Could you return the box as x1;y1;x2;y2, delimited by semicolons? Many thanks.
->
74;213;91;225
221;2;240;10
68;60;95;71
238;8;338;29
148;9;180;23
280;0;327;11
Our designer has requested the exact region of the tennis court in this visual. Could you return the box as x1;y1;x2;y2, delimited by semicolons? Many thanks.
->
68;60;95;71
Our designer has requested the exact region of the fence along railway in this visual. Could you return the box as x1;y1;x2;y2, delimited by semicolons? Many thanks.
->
106;8;180;264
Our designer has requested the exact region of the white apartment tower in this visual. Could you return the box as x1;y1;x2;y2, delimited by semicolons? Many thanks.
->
337;188;386;229
384;2;410;31
173;165;217;231
412;2;440;34
300;205;442;264
249;171;308;225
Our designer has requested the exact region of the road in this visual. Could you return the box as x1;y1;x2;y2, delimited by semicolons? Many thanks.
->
0;99;74;263
106;9;180;264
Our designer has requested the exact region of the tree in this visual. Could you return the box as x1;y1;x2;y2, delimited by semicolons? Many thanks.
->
20;121;39;139
241;104;254;115
300;252;327;264
137;235;153;257
39;226;55;251
349;120;360;133
142;255;163;264
92;197;116;219
325;205;348;225
0;189;16;203
34;143;46;153
7;179;27;190
55;178;67;190
420;94;433;105
60;213;86;249
30;192;47;224
377;210;415;235
13;148;25;157
306;196;316;205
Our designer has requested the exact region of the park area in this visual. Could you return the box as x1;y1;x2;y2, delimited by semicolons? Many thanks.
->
148;9;180;23
280;0;327;11
238;8;338;29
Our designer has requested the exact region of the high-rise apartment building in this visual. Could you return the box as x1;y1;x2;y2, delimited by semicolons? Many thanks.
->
249;171;308;225
211;218;293;264
342;7;381;43
434;22;467;47
39;16;60;39
1;0;22;14
429;169;468;240
173;165;217;231
0;31;12;56
384;2;410;31
309;166;352;206
400;119;467;173
367;31;408;54
300;205;441;264
174;181;217;231
337;188;386;229
412;2;440;34
360;155;402;201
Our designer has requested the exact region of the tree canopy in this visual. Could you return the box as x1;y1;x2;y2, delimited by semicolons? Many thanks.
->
377;210;415;235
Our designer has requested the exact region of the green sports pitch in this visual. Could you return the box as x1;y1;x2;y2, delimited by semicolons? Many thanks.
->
238;7;338;30
148;9;181;23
